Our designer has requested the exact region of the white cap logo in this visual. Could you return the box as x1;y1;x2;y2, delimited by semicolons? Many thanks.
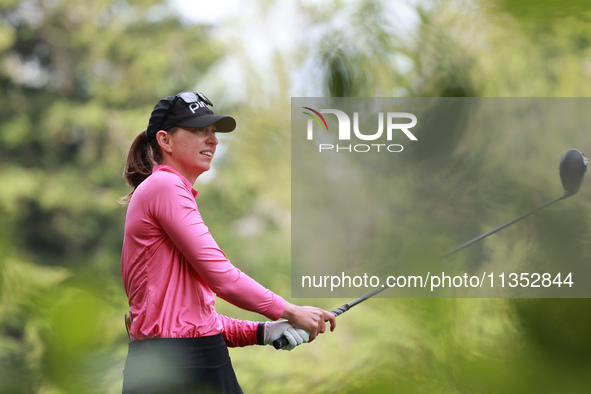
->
189;102;207;114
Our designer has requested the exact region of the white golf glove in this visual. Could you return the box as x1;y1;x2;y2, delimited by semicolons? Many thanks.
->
262;321;310;351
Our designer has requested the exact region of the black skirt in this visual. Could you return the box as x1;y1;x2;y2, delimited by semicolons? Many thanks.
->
122;334;243;394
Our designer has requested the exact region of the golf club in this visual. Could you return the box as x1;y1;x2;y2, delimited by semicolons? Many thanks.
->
444;148;587;256
274;148;587;349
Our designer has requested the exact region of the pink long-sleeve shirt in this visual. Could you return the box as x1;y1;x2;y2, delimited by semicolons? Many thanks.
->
121;165;285;346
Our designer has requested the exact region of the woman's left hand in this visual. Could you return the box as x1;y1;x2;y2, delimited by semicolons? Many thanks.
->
263;321;310;351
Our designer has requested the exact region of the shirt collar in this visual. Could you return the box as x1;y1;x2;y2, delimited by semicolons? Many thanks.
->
153;164;199;198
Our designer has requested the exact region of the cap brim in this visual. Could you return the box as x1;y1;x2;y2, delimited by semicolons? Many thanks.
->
176;115;236;132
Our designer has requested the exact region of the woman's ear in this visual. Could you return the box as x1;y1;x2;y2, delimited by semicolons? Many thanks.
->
156;130;173;155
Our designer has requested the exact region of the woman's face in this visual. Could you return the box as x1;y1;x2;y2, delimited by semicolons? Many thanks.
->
161;125;218;183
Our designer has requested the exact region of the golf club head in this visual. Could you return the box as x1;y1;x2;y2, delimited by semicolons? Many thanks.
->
559;148;588;195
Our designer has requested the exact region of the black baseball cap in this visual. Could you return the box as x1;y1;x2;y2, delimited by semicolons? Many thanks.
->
146;91;236;140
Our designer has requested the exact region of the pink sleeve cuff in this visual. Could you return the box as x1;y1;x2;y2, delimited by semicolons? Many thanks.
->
218;316;259;347
264;294;286;321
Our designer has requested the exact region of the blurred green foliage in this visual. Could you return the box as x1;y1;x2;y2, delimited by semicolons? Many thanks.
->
1;0;591;393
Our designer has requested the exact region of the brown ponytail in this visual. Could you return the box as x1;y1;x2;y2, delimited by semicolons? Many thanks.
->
120;129;170;204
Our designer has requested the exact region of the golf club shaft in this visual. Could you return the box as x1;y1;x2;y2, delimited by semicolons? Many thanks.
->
274;192;571;350
443;193;568;257
329;286;389;318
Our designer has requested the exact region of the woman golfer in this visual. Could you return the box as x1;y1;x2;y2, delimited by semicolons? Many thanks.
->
120;91;335;393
